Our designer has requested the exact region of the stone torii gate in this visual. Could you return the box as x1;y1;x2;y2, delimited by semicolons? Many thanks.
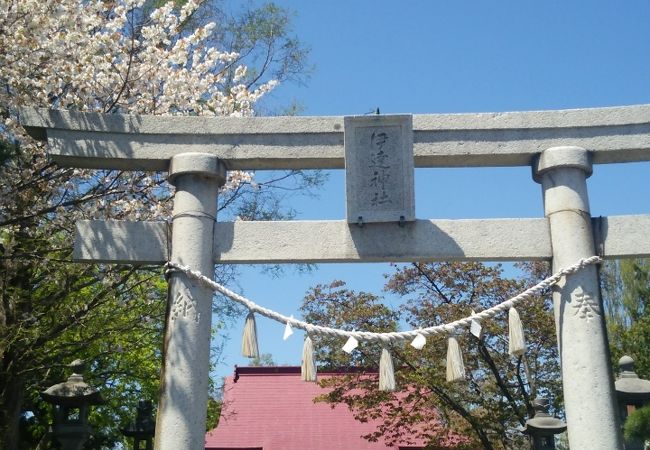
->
21;104;650;450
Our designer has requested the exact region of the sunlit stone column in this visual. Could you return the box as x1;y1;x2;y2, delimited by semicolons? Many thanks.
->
533;146;622;449
155;153;225;450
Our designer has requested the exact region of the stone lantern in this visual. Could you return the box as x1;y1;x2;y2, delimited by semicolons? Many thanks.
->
615;355;650;450
522;397;567;450
122;400;156;450
41;359;103;450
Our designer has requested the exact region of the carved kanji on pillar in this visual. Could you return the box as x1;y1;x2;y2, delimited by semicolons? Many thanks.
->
171;288;201;323
571;286;601;321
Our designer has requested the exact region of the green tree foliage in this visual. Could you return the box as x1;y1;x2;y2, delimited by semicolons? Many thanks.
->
601;258;650;450
300;262;561;450
601;258;650;378
623;404;650;443
250;352;276;367
213;2;312;88
0;1;313;449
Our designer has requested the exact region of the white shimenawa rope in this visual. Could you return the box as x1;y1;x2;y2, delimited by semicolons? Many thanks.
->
165;256;601;344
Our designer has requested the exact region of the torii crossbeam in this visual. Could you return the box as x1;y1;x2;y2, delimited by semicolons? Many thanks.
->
21;104;650;450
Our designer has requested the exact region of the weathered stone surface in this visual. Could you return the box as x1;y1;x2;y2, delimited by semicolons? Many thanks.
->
533;145;593;181
344;115;414;223
216;218;547;262
592;215;650;259
157;153;222;450
74;220;169;264
168;152;227;180
73;215;650;264
19;104;650;170
534;147;623;449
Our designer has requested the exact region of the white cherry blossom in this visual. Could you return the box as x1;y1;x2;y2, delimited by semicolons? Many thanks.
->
1;0;276;231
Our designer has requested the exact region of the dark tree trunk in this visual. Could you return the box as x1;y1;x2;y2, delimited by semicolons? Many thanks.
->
1;370;25;450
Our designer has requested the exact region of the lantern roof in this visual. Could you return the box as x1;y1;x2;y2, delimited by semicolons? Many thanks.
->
41;360;103;407
615;356;650;402
523;397;567;436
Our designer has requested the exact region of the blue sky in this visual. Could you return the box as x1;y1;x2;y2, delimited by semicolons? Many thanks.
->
212;0;650;379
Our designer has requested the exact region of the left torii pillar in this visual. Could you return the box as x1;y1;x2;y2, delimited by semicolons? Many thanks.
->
156;153;225;450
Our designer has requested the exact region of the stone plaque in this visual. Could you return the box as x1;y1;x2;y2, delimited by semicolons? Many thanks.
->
344;115;414;224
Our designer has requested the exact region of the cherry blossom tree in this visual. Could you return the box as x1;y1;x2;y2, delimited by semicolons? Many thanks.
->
0;1;313;447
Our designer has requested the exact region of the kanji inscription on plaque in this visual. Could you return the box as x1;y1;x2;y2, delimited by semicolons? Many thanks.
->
344;115;414;224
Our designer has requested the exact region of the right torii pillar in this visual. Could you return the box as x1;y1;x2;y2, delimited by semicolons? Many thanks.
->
534;146;623;449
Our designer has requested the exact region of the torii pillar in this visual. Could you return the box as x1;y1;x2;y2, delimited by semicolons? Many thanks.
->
534;146;623;449
155;153;225;450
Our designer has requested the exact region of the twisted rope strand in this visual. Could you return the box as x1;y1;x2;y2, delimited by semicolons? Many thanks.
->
165;256;601;343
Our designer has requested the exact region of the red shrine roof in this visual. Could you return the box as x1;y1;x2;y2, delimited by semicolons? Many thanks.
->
204;366;428;450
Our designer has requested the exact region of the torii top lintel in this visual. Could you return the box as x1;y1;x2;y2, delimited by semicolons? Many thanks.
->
19;104;650;171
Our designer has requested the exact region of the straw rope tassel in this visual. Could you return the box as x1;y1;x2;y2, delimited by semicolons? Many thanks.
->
446;337;465;382
508;306;526;356
241;311;259;358
379;347;396;392
165;257;600;350
301;335;317;382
